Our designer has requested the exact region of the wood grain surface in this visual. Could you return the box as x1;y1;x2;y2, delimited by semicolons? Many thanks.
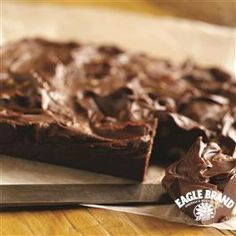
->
16;0;236;26
1;206;235;236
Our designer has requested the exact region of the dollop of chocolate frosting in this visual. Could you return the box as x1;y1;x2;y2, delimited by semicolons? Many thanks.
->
162;137;236;224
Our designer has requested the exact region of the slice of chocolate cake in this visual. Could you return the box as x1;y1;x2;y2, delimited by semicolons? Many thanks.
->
0;38;158;180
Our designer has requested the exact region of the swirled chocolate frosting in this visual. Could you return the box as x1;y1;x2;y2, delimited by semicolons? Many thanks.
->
162;137;236;224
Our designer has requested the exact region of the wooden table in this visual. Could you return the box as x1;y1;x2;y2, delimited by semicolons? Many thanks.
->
1;206;235;236
2;1;235;235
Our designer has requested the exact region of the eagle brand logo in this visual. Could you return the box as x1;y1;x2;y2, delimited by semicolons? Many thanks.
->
174;189;235;222
193;202;215;221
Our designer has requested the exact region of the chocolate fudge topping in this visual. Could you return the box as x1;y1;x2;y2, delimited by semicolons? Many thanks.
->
0;38;235;223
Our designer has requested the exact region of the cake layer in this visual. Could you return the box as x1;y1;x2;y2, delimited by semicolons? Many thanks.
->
0;38;158;180
0;38;235;181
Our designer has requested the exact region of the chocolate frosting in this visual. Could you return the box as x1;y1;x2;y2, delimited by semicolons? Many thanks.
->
0;38;157;142
162;137;236;224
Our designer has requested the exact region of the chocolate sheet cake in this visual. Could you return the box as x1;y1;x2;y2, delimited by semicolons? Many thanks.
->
0;38;235;223
0;38;235;178
0;38;158;180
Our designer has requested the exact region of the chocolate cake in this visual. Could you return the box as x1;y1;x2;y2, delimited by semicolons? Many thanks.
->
0;38;235;223
0;38;235;176
0;38;158;180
